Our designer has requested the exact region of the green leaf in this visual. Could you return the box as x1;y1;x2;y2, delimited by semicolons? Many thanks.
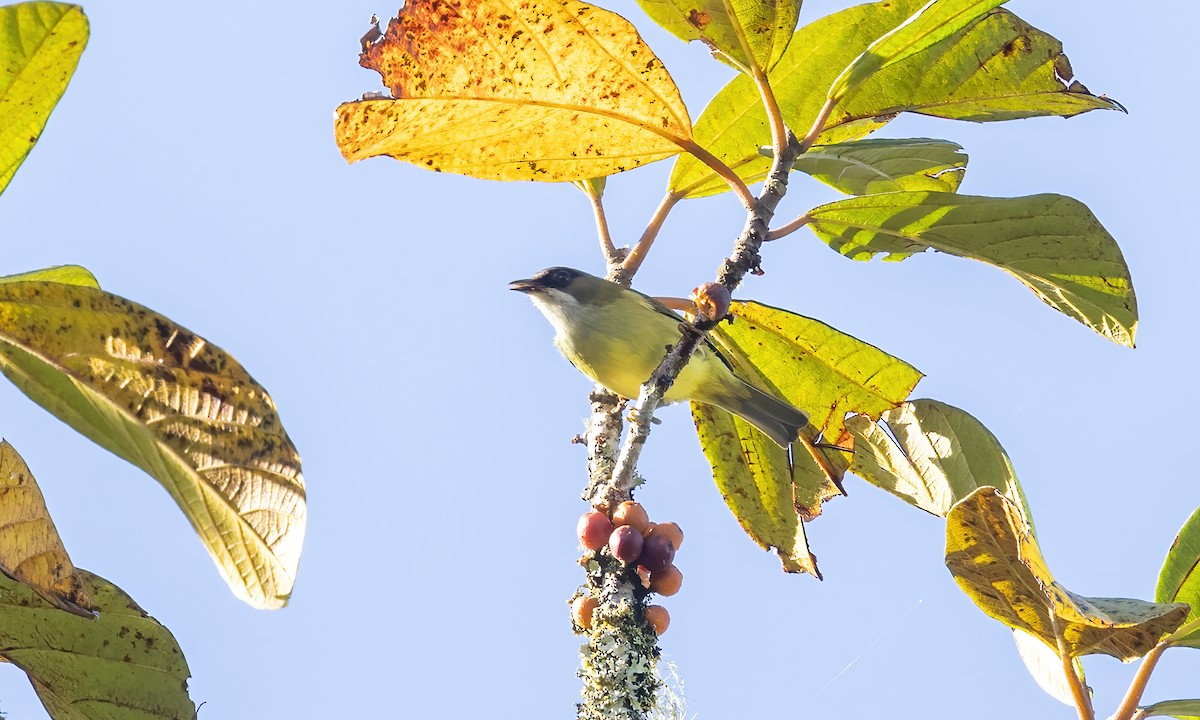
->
947;487;1189;661
635;0;799;72
806;191;1136;347
0;281;306;609
671;2;1118;198
846;399;1030;522
1012;628;1086;706
0;264;98;288
829;0;1008;101
0;2;88;197
794;138;966;195
0;569;195;719
1156;507;1200;648
0;439;91;616
1142;699;1200;719
692;403;820;576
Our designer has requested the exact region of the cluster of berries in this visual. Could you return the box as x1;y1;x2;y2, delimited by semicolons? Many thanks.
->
572;501;683;635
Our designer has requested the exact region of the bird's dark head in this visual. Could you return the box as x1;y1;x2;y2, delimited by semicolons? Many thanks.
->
509;266;586;294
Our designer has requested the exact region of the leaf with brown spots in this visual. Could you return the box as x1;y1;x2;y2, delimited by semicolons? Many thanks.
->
334;0;694;182
0;568;195;719
0;2;88;197
0;439;91;616
635;0;799;73
947;487;1189;661
0;281;306;609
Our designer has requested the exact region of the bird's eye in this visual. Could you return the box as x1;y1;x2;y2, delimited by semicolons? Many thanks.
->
553;270;569;285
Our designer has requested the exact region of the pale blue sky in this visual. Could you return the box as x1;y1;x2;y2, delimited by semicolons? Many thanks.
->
1;1;1197;718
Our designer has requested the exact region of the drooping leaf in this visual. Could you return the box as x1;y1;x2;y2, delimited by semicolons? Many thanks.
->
0;569;194;719
0;2;88;196
1012;627;1086;706
947;487;1189;661
0;439;91;616
846;399;1030;522
829;0;1008;101
1156;507;1200;648
692;404;819;576
635;0;799;73
1142;699;1200;719
691;301;919;555
671;2;1118;198
0;282;306;609
0;264;98;288
794;138;966;195
806;191;1136;347
335;0;693;182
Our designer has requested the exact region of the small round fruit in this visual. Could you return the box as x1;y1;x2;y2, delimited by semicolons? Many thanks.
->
609;525;644;563
649;564;683;597
647;521;683;550
612;501;650;533
644;605;670;635
639;533;676;574
578;511;614;551
572;595;598;631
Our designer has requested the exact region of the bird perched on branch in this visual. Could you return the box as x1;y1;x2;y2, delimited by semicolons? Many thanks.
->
510;266;808;447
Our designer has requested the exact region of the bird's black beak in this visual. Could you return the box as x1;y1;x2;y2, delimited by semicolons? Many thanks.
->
509;278;540;293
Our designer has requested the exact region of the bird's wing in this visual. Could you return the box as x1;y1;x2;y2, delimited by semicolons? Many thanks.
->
634;288;738;373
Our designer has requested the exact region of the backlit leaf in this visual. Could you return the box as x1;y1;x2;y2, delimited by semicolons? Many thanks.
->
335;0;692;182
1142;699;1200;719
1012;627;1086;706
1156;507;1200;648
829;0;1007;101
635;0;799;72
0;439;91;616
0;282;306;609
794;138;966;195
0;2;87;196
672;2;1117;198
0;264;98;288
0;569;194;719
806;192;1136;347
846;399;1030;521
947;487;1188;661
692;403;819;576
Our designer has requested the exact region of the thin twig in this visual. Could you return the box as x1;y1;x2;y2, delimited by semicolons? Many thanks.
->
589;132;803;506
767;213;812;241
1050;614;1094;720
585;184;620;266
620;193;682;282
1111;641;1171;720
798;97;838;154
752;65;788;158
680;140;756;210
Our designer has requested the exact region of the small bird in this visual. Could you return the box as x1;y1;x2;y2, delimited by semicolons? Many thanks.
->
510;267;809;447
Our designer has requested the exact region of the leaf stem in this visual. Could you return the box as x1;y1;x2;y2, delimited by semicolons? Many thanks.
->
679;140;756;210
1111;641;1170;720
767;213;812;241
752;66;788;159
798;97;838;154
583;184;619;266
620;193;682;282
1051;613;1094;720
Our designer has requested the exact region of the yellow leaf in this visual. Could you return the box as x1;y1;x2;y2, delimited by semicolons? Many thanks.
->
335;0;692;182
0;440;91;617
635;0;799;73
947;487;1189;661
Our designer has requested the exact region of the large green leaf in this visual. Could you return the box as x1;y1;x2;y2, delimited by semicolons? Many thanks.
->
692;403;820;576
806;191;1136;347
1143;700;1200;719
635;0;800;72
947;487;1189;661
0;281;306;609
0;569;194;719
1156;507;1200;648
671;2;1117;198
0;2;87;196
846;399;1030;522
829;0;1008;101
794;138;966;195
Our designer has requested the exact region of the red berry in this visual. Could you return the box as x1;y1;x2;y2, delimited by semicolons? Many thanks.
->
613;501;650;533
609;525;644;563
649;564;683;596
578;511;614;551
639;533;675;574
647;522;683;550
644;605;670;635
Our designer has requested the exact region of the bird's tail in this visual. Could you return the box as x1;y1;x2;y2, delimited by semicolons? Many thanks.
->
714;382;809;448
